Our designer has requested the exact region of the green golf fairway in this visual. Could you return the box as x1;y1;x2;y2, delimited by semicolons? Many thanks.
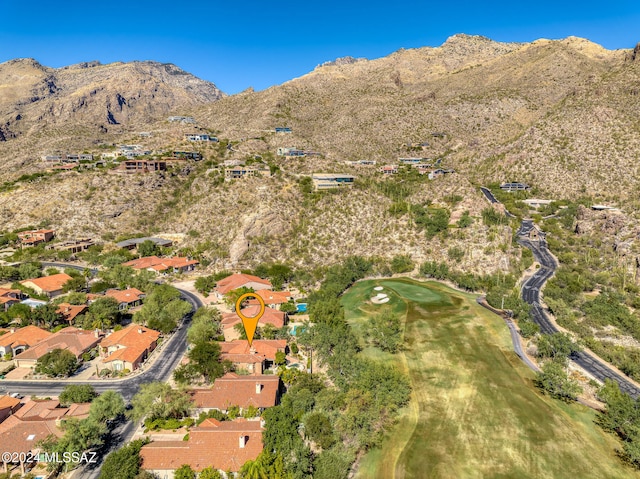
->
343;278;639;479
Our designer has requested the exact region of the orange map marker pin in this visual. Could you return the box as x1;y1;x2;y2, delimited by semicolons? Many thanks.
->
235;293;266;347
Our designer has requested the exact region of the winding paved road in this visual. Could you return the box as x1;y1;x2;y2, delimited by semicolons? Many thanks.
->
517;220;640;399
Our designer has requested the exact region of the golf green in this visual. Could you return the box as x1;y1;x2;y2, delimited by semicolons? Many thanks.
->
343;278;640;479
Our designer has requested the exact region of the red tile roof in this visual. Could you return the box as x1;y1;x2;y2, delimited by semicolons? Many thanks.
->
248;289;292;305
20;273;73;293
219;340;286;361
221;305;286;329
140;418;263;473
123;256;199;272
214;274;272;295
0;395;20;411
101;324;160;365
105;288;145;304
189;373;280;410
14;327;101;360
56;303;88;323
0;326;52;350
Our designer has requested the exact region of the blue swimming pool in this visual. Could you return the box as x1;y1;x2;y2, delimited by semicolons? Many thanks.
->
296;303;307;312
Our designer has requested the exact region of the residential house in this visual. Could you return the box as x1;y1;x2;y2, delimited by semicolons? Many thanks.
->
20;273;73;298
380;165;399;174
17;229;55;247
250;289;292;310
398;157;425;164
0;396;21;423
214;274;272;299
122;256;199;274
185;134;218;142
56;303;88;325
48;238;95;254
0;326;52;358
13;327;101;369
276;147;305;157
221;306;287;341
0;399;90;475
224;166;271;179
523;199;554;209
104;288;145;311
168;116;195;123
116;160;166;173
172;151;202;160
500;182;530;192
427;168;455;180
311;173;355;190
219;340;287;375
101;324;161;372
116;237;173;251
0;288;23;311
140;418;263;477
189;373;281;414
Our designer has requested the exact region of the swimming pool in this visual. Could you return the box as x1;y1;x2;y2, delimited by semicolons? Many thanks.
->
296;303;307;312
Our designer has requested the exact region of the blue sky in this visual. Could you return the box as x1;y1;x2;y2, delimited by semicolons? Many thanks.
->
1;0;639;94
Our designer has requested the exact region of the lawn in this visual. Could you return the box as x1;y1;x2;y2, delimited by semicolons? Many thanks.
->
343;278;640;479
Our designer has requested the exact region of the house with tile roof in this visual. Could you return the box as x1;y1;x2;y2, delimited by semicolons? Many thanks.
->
56;303;88;325
17;229;55;247
140;418;263;477
0;399;90;475
123;256;199;274
0;326;52;358
20;273;73;298
248;289;292;310
104;288;146;310
0;288;23;312
214;274;272;299
13;327;101;369
219;340;287;375
221;306;287;341
100;324;161;371
189;373;281;414
0;396;21;423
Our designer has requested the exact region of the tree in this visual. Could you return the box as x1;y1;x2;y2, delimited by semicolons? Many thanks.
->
62;276;86;293
60;385;97;405
135;285;191;333
64;291;88;305
536;358;582;401
275;351;286;366
35;349;78;377
18;262;41;280
130;382;192;422
174;465;196;479
457;210;473;228
304;412;335;449
279;301;297;315
89;390;126;423
390;255;414;274
194;275;217;295
174;341;230;384
88;296;120;330
33;303;61;328
137;240;160;258
99;439;148;479
537;332;580;359
199;467;223;479
368;312;402;353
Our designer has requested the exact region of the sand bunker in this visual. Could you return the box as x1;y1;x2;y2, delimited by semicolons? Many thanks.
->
374;286;384;291
371;293;390;304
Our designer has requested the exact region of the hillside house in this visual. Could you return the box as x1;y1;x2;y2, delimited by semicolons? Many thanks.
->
116;237;173;251
311;173;355;190
123;256;199;274
104;288;145;310
398;157;425;164
221;306;287;341
276;147;305;157
172;151;202;160
275;127;292;133
168;116;195;123
101;324;160;372
428;168;455;180
224;166;271;179
0;326;52;358
185;134;218;142
500;182;530;192
380;165;399;174
140;418;263;477
20;273;73;298
214;274;272;299
42;155;62;162
116;160;166;173
13;327;101;369
17;229;55;247
189;373;281;414
48;238;94;255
